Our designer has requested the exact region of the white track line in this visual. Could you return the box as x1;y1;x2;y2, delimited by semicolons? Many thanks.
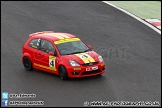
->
157;26;161;29
145;19;161;22
102;1;161;34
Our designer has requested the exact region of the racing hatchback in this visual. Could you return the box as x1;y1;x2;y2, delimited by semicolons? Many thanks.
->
22;31;105;80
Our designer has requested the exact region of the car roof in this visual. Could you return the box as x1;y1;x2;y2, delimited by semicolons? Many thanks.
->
29;31;77;41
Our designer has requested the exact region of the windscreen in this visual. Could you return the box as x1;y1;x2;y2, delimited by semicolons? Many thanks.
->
55;39;90;55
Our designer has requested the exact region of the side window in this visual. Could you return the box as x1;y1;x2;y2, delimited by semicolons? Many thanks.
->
40;39;57;56
28;38;40;49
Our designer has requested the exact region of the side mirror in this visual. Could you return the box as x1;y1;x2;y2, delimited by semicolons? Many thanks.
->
88;45;92;50
49;51;55;56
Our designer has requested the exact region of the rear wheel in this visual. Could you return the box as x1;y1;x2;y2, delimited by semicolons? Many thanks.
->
23;57;33;71
59;66;68;80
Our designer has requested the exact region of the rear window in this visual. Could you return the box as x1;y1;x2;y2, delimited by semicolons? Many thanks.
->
28;38;39;49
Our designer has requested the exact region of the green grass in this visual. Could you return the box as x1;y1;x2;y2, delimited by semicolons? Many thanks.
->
107;1;161;20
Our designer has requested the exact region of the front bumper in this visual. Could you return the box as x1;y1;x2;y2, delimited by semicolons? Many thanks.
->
66;62;105;78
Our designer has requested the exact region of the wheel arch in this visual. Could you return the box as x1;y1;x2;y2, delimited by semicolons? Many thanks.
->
58;64;67;74
22;53;33;64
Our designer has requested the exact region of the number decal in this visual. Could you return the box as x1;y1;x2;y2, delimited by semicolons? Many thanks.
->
82;55;88;58
49;56;56;71
49;59;55;67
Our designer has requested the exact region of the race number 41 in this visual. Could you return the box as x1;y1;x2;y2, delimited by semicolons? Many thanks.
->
49;59;55;67
49;56;56;68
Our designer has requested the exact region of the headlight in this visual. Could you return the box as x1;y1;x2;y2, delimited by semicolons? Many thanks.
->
98;55;104;62
69;60;80;66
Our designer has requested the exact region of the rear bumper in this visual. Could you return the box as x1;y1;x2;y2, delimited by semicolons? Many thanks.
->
66;62;105;78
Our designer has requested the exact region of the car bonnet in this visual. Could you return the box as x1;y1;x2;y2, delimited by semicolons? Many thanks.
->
62;51;99;65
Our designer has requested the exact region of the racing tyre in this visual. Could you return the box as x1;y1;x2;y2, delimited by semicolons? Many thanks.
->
59;66;68;80
23;57;33;71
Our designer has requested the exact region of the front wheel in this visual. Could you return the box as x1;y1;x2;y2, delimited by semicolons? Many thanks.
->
59;66;68;80
23;57;33;71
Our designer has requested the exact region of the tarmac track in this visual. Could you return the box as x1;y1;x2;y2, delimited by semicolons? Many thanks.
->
1;1;161;107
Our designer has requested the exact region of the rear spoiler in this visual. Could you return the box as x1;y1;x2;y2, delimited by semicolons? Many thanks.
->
29;31;54;37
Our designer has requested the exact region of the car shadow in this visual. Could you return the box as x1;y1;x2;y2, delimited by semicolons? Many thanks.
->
66;75;103;82
32;69;103;81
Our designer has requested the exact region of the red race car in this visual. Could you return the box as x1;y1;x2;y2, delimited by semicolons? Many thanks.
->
22;31;105;80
